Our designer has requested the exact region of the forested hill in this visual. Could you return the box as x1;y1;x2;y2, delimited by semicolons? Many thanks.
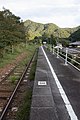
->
69;27;80;42
24;20;80;41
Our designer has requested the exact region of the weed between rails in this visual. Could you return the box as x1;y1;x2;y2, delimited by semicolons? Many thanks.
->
16;49;38;120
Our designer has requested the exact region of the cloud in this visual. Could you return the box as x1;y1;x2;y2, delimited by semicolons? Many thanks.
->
0;0;80;27
28;15;78;28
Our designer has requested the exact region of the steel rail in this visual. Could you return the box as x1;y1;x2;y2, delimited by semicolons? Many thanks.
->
0;51;36;120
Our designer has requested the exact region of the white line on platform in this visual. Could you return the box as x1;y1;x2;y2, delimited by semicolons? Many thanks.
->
41;46;78;120
38;81;47;85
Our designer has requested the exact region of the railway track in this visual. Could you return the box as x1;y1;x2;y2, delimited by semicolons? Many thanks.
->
0;65;17;82
0;51;36;120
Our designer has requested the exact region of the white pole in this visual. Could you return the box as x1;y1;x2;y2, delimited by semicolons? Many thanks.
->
65;47;68;65
57;47;59;58
50;45;52;52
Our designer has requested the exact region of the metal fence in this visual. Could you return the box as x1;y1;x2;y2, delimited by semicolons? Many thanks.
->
46;44;80;71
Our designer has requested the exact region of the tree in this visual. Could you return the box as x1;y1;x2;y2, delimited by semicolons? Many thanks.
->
50;34;56;46
0;8;26;55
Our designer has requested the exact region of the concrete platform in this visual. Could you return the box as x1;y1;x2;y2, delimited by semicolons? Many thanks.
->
30;47;59;120
29;46;77;120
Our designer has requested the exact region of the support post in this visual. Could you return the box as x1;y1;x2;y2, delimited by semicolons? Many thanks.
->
57;47;59;58
50;45;52;52
65;47;68;65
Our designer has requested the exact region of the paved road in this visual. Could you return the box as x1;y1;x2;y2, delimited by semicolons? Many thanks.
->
62;47;80;56
30;46;80;120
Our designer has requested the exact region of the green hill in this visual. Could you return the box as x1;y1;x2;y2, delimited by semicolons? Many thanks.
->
69;27;80;42
24;20;80;42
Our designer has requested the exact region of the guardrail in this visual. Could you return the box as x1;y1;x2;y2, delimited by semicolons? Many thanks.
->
46;44;80;71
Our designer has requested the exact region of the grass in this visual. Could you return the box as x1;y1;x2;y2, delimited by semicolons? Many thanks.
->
16;48;38;120
5;44;38;86
0;43;38;68
0;53;18;68
8;75;20;84
28;49;38;81
16;89;32;120
0;43;39;119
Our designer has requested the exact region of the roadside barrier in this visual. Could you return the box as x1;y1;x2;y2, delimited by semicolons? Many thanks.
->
46;44;80;71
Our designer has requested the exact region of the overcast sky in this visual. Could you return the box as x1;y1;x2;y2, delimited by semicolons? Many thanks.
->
0;0;80;28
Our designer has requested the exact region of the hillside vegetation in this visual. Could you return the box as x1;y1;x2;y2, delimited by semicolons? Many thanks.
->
0;8;26;57
0;7;80;57
24;20;80;42
69;27;80;42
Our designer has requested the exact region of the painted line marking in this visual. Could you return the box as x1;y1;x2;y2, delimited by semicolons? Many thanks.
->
41;46;78;120
38;81;47;85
